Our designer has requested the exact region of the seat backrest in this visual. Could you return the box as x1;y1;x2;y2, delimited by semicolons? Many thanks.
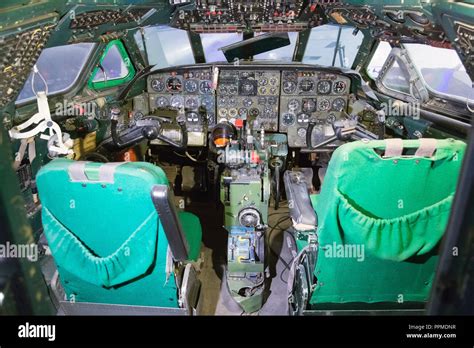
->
36;159;193;308
310;138;466;309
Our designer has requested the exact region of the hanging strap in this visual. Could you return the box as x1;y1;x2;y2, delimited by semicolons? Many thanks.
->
415;138;437;157
384;138;403;158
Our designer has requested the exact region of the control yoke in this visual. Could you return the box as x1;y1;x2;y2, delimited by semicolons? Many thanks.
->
306;120;379;150
110;108;188;150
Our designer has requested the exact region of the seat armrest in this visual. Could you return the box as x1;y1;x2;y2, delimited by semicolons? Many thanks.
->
151;185;190;261
283;170;317;231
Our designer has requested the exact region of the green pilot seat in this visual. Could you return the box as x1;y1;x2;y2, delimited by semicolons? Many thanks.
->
309;138;465;310
36;159;202;310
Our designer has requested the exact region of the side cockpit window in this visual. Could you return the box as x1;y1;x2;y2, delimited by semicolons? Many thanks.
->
368;41;474;104
16;43;95;104
404;44;473;103
89;40;135;90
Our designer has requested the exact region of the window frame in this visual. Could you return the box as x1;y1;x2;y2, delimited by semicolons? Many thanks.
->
88;39;136;90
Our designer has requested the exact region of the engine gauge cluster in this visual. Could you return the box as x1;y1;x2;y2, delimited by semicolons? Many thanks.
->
216;69;280;131
280;70;351;148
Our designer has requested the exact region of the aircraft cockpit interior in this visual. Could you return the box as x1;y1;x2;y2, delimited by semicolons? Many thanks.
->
0;0;472;319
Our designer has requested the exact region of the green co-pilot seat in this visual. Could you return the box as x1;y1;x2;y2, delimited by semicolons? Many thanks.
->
36;159;202;314
290;138;465;312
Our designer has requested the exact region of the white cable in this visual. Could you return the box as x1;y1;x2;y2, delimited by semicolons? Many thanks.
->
185;151;200;162
466;85;474;113
31;64;49;97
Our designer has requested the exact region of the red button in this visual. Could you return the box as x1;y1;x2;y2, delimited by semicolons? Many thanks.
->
234;119;244;128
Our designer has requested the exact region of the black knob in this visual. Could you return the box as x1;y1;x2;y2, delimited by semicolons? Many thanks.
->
142;126;158;140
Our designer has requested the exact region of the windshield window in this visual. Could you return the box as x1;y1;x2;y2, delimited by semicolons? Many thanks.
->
302;24;364;68
16;43;95;103
254;32;298;61
140;24;363;67
201;33;243;62
143;26;195;69
405;44;474;101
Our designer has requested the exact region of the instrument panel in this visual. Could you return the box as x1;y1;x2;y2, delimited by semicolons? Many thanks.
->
280;70;351;147
145;66;352;148
147;68;215;133
217;69;280;131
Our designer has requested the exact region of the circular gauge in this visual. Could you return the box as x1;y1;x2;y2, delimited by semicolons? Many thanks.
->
243;98;253;107
207;112;216;125
185;97;199;110
228;97;237;107
303;99;317;113
201;96;214;109
132;111;144;125
326;114;337;124
297;127;307;138
299;79;314;93
200;80;212;94
259;87;267;95
166;77;182;92
283;81;297;94
288;99;300;111
333;81;346;94
218;96;227;107
186;112;200;123
258;97;266;105
259;78;268;86
249;108;260;117
317;80;332;94
318;98;331;111
151;78;164;92
270;87;277;95
282;113;295;126
270;77;278;86
268;96;277;105
263;106;273;117
184;79;198;93
332;98;346;112
170;96;184;108
228;85;238;95
218;108;228;117
218;85;228;94
228;108;238;118
155;96;169;108
241;80;257;95
238;108;248;117
297;112;310;125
